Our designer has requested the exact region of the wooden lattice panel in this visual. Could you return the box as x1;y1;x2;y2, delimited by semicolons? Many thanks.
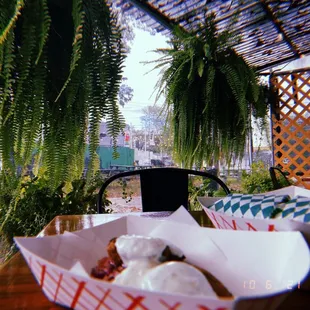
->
270;70;310;189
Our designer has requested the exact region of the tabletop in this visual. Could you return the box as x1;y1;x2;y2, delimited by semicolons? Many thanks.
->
0;210;309;309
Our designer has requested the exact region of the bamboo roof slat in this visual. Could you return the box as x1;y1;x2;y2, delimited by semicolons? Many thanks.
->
110;0;310;71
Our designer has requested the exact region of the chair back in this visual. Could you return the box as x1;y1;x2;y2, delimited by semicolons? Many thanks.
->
140;168;189;212
97;167;230;213
269;166;291;189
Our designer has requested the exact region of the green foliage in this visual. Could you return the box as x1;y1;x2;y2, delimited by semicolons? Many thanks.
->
118;178;133;203
188;176;212;210
150;13;271;168
188;175;238;210
0;0;126;187
241;161;274;194
0;171;111;247
213;186;231;197
0;0;24;45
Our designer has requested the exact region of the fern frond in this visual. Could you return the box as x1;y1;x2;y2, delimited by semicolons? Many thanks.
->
54;0;84;102
149;12;268;168
0;0;126;187
0;0;24;44
35;0;51;64
0;29;15;115
21;48;47;167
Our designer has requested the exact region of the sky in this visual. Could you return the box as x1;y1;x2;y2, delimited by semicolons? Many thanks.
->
121;26;310;147
119;27;169;130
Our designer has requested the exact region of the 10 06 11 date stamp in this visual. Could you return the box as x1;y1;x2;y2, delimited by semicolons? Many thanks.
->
243;280;301;290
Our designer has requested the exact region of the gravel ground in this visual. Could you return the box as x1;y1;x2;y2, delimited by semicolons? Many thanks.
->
108;196;142;213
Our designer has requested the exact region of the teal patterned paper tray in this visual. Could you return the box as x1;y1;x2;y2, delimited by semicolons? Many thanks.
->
199;186;310;246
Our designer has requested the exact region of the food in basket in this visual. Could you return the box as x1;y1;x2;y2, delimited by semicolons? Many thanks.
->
140;261;217;296
90;256;125;281
91;235;184;282
91;235;233;298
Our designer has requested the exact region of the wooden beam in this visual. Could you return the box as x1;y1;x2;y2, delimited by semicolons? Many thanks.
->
260;66;310;76
258;0;301;58
257;52;310;72
128;0;175;31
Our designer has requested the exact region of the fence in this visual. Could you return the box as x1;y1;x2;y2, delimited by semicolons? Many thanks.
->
270;68;310;188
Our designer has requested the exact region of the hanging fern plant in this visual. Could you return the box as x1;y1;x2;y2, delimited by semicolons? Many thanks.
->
0;0;126;187
151;13;270;168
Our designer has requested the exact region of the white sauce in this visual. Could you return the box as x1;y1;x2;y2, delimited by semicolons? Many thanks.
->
141;261;216;296
115;235;167;265
113;260;159;288
113;235;216;297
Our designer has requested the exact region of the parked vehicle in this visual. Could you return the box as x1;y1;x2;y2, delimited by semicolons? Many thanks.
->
151;159;165;167
162;156;174;166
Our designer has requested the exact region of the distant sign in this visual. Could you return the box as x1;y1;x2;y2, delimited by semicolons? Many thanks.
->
124;132;130;146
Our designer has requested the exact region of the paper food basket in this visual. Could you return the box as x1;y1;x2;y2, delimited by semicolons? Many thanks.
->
198;186;310;240
14;207;310;310
199;186;310;290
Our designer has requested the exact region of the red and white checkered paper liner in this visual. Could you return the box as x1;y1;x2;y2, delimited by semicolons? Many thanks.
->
14;209;310;310
202;207;309;232
18;245;236;310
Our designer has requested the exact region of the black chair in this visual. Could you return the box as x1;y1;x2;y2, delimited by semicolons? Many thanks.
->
269;166;291;190
97;167;230;213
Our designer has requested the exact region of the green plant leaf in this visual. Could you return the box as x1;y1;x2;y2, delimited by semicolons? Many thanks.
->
197;59;204;77
147;12;270;168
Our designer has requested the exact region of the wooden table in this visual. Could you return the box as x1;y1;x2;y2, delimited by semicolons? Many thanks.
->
0;211;309;309
302;177;310;190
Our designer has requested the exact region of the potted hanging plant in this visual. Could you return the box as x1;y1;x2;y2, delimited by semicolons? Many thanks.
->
151;13;272;168
0;0;126;186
